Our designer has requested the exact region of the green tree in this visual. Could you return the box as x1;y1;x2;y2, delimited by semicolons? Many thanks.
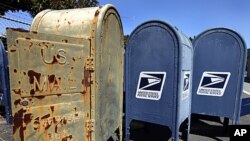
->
0;0;99;17
124;35;129;47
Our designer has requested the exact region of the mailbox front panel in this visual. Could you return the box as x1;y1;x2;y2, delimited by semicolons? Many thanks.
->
7;29;91;141
192;28;247;121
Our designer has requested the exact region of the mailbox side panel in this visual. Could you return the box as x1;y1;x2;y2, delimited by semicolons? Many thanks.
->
7;29;91;141
125;21;179;127
94;8;124;141
177;41;193;126
192;29;247;121
0;40;12;124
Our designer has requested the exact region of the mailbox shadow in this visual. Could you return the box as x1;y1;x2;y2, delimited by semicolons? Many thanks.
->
190;114;229;140
129;120;172;141
0;105;5;117
241;98;250;116
129;120;189;141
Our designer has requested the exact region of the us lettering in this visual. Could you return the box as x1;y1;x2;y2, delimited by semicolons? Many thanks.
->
41;47;67;64
33;75;60;92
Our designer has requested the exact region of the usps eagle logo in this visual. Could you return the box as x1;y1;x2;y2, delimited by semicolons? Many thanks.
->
136;72;166;100
197;72;231;96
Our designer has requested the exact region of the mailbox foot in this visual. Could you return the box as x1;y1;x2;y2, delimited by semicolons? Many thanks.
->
223;117;229;132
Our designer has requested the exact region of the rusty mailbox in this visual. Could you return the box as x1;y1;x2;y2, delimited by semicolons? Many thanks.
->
7;4;124;141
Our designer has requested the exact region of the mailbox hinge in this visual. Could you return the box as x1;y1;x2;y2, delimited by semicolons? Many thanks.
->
86;56;95;71
86;119;95;133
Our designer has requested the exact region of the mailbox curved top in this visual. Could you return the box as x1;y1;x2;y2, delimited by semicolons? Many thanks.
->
127;20;192;50
30;4;123;40
193;27;247;52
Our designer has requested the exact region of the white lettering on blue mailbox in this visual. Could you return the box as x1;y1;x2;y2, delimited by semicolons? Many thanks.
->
136;72;166;100
182;71;190;100
197;71;231;97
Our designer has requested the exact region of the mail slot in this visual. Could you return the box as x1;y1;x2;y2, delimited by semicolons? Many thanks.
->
0;39;12;124
7;4;124;141
125;20;193;140
192;28;247;124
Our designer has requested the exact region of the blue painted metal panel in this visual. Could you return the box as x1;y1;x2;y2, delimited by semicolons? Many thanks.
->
192;28;247;124
0;39;12;124
125;20;193;140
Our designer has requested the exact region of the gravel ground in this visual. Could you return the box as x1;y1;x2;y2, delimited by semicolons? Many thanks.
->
0;112;12;141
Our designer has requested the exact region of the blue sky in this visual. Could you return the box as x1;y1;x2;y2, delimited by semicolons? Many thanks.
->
99;0;250;47
0;0;249;47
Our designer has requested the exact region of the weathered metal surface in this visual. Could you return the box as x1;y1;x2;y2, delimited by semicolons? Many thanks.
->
8;4;124;141
7;29;90;141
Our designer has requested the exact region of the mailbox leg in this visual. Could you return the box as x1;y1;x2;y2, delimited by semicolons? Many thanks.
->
223;117;229;132
186;116;191;141
125;119;131;141
172;125;179;141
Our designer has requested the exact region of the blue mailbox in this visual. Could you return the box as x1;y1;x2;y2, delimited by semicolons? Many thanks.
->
125;21;193;140
0;39;12;124
192;28;247;124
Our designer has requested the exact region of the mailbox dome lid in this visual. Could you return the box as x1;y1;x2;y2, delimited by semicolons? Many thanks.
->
30;4;122;39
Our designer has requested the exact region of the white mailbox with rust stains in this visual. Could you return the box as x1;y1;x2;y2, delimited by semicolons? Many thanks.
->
7;4;124;141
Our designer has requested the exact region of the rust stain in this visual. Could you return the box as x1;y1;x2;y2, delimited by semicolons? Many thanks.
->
10;49;16;52
95;10;100;17
36;96;45;99
11;28;29;33
40;49;43;56
41;114;50;119
83;67;91;87
28;42;33;49
48;75;56;83
31;31;38;34
62;135;73;141
23;113;32;124
62;118;67;124
13;109;26;141
27;70;41;84
50;106;54;112
33;119;40;130
51;56;58;64
14;99;21;106
12;89;21;95
62;39;68;43
30;89;35;95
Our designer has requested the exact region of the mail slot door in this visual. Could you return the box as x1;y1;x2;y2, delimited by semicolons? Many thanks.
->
7;29;91;141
